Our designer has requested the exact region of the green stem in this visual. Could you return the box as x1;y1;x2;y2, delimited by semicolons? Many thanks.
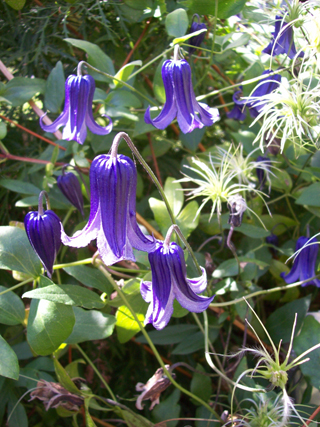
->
285;195;299;224
75;343;117;402
128;47;174;80
95;260;220;419
78;61;157;106
0;278;33;296
53;258;93;270
210;275;319;308
62;207;75;228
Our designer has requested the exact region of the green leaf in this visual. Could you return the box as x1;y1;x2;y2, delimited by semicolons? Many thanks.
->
65;307;116;344
266;296;311;344
212;257;269;278
116;305;145;343
0;226;42;278
295;183;320;207
123;0;148;9
0;122;7;140
136;324;199;345
0;335;19;380
53;357;81;395
122;409;154;427
172;327;219;355
152;389;180;427
112;60;142;88
180;0;246;19
7;387;28;427
180;128;206;151
85;398;97;427
0;179;41;195
27;299;75;355
190;363;212;405
5;0;26;10
0;77;46;107
165;8;188;38
260;214;297;235
293;316;320;389
64;265;113;295
0;286;25;325
176;201;199;238
270;169;292;193
64;39;115;82
44;61;65;113
23;284;105;309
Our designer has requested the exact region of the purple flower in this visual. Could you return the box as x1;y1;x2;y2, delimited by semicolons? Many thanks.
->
61;153;156;266
144;54;219;134
188;14;207;54
24;206;62;278
141;240;214;330
263;15;304;59
227;91;247;121
231;71;281;119
256;156;271;189
281;236;320;287
57;172;84;217
40;74;112;145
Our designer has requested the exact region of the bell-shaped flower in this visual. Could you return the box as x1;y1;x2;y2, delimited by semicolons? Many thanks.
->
227;91;247;121
141;227;214;330
281;236;320;287
256;156;271;189
40;74;112;145
263;15;304;59
57;171;85;217
61;148;156;266
188;14;207;54
24;191;62;278
234;71;281;118
144;46;219;134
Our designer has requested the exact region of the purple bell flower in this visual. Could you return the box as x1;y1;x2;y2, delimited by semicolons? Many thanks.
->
227;91;247;121
24;191;62;278
188;14;207;55
144;46;219;134
57;171;84;217
40;74;112;145
281;236;320;287
256;156;271;189
263;15;304;60
61;149;156;266
141;229;214;330
232;71;281;119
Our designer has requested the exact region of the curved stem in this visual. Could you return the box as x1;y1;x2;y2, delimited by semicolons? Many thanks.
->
38;190;50;214
111;132;176;226
53;258;93;270
95;260;220;419
75;343;117;402
0;278;33;297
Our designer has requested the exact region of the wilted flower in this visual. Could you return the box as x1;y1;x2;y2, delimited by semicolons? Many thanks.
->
144;46;219;134
135;365;175;410
24;191;61;278
188;14;207;54
29;380;83;412
256;156;271;190
263;15;304;59
57;170;84;217
40;74;112;145
281;236;320;287
227;194;247;227
61;137;156;266
141;226;214;330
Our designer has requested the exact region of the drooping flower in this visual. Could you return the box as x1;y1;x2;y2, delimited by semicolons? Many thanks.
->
227;194;247;227
144;46;219;134
61;139;156;266
24;191;62;278
255;155;271;189
141;227;214;330
226;91;247;121
281;236;320;287
188;14;207;54
40;74;112;145
233;70;281;119
57;170;84;217
263;15;304;59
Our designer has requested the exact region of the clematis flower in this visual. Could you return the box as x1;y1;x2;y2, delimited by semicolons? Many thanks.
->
227;91;247;121
40;74;112;145
144;46;219;134
24;191;62;278
61;138;156;266
263;15;304;59
234;71;281;118
57;171;84;217
256;156;271;189
227;194;247;228
188;14;207;55
281;236;320;287
141;226;214;330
